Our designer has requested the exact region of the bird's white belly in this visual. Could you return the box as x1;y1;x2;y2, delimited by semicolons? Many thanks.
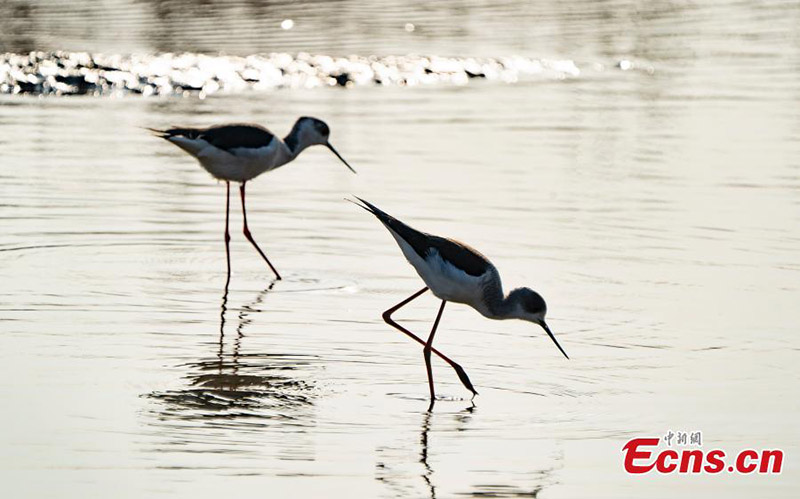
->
422;259;483;304
198;145;282;182
392;233;484;305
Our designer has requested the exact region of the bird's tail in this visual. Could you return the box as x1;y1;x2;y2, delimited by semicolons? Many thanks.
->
345;196;432;264
144;127;169;138
144;127;200;140
346;196;396;226
347;196;430;252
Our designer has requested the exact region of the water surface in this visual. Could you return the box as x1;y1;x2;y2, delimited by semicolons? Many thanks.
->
1;1;799;497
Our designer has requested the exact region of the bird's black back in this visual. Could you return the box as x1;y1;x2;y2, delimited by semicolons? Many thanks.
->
353;197;491;277
158;124;276;151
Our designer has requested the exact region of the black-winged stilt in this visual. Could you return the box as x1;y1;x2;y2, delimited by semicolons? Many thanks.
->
150;117;355;284
350;197;568;405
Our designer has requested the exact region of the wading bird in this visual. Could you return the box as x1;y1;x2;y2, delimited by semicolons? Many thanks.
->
350;197;568;405
150;117;355;284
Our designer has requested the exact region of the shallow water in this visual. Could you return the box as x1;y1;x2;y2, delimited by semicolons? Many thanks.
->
2;1;800;497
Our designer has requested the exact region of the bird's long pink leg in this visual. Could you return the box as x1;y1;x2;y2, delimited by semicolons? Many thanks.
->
382;288;478;396
224;181;231;289
239;182;282;280
424;300;447;405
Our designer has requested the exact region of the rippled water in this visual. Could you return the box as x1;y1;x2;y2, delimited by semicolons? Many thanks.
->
2;1;799;497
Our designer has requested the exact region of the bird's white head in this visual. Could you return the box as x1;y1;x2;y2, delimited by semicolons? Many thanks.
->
288;117;356;173
508;287;569;359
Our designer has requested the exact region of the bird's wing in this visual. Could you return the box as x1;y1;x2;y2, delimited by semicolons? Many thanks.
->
150;124;276;151
350;197;491;277
429;236;492;277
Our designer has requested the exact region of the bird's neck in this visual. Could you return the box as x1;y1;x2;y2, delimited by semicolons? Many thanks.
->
283;125;314;159
480;275;522;320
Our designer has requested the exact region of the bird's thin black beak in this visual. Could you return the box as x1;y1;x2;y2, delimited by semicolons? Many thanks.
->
540;320;569;359
326;142;356;174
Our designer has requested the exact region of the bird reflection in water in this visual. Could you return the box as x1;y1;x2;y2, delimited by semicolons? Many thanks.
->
377;403;552;498
376;403;474;499
149;281;319;423
420;410;436;499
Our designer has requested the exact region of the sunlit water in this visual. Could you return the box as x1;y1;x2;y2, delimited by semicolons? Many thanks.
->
1;1;799;497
